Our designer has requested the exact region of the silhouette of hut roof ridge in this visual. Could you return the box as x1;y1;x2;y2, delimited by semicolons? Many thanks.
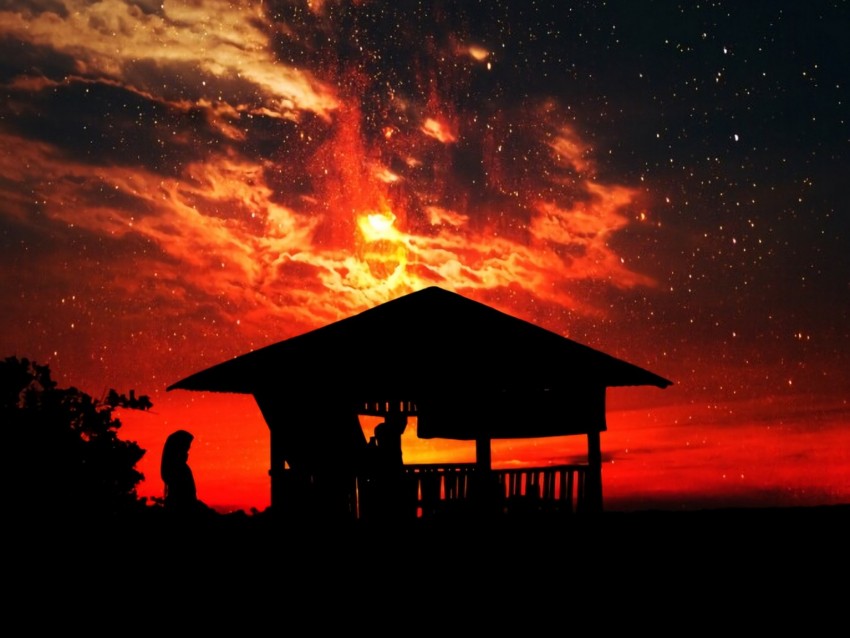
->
168;286;671;440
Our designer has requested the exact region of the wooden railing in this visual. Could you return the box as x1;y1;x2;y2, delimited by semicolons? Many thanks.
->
404;463;476;519
403;463;588;519
279;463;589;521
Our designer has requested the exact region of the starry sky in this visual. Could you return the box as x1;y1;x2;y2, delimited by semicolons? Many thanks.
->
2;0;848;513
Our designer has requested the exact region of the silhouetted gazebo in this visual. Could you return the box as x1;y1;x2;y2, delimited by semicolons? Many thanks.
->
167;286;672;520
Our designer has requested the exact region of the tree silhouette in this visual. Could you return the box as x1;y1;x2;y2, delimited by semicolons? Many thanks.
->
104;388;153;411
2;355;148;519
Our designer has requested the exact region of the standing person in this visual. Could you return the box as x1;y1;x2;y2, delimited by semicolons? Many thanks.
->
374;414;406;469
160;429;205;515
371;414;412;521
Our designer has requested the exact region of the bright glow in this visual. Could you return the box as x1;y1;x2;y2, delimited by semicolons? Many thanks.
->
469;45;489;61
359;211;399;242
421;118;457;143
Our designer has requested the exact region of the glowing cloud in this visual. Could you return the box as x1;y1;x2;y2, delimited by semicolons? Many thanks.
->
0;0;340;120
0;0;663;371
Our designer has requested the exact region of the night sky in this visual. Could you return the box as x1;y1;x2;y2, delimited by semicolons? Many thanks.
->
2;0;847;512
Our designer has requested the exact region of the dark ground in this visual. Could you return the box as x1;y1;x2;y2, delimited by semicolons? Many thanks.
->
14;505;848;628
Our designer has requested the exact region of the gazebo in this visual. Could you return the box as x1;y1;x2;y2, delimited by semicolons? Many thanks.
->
167;286;672;521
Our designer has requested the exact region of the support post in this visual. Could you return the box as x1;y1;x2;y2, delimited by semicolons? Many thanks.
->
269;425;282;515
585;430;603;513
474;437;498;515
254;391;289;521
475;437;491;474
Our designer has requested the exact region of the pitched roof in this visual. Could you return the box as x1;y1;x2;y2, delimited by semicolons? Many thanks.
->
168;286;672;397
167;287;671;440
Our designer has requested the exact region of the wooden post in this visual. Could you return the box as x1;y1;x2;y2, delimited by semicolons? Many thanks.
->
475;437;497;515
585;430;603;513
475;437;491;473
269;425;282;513
254;391;287;519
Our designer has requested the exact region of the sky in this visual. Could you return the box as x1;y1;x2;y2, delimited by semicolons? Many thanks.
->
1;0;848;514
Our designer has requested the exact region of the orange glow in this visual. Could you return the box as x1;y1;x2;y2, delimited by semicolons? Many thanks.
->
120;390;850;513
421;118;457;143
468;45;490;62
359;211;398;241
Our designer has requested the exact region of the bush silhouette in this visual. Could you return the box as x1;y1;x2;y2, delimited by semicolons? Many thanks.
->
2;355;149;519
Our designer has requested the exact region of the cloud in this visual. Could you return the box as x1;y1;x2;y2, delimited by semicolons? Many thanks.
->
0;0;665;388
0;0;340;120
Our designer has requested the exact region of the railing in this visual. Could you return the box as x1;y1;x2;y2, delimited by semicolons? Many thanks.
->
403;463;588;519
404;463;477;519
279;463;589;521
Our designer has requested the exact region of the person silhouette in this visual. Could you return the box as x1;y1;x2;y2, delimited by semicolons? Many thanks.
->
369;414;412;521
160;429;206;515
374;415;405;470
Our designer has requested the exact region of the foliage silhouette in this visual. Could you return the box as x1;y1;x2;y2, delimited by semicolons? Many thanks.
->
2;355;149;519
104;388;153;411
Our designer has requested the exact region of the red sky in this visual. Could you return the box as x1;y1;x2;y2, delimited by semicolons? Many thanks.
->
114;383;850;514
1;1;848;513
